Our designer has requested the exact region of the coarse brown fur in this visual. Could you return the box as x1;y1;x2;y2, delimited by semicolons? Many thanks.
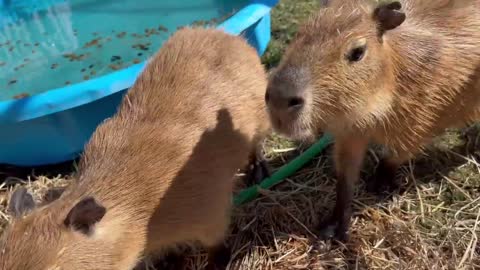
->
0;27;269;269
265;0;480;240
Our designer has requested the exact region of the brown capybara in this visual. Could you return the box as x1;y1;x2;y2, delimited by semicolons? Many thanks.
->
265;0;480;241
0;27;270;270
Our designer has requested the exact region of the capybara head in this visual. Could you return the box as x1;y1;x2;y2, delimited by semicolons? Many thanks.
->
265;0;406;139
0;187;126;270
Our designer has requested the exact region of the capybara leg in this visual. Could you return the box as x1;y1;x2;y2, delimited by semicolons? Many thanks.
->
205;242;231;270
318;136;369;242
367;148;415;195
145;252;186;270
367;157;401;194
244;146;270;186
200;214;231;270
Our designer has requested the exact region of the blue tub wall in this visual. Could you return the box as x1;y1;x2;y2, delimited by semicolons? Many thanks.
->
243;13;271;55
1;91;126;165
0;0;278;166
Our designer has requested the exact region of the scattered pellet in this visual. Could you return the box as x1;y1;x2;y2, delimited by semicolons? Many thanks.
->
158;25;168;32
13;93;29;99
109;64;121;70
116;32;126;38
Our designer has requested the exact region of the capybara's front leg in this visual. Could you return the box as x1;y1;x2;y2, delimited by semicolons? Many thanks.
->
318;136;368;242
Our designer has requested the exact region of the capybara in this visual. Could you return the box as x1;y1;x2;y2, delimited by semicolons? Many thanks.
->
265;0;480;240
0;27;270;269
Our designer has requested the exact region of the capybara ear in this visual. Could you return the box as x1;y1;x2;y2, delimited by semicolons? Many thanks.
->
8;187;36;217
373;1;406;35
64;197;106;235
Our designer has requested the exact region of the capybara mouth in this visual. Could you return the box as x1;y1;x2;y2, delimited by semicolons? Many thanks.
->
268;111;315;142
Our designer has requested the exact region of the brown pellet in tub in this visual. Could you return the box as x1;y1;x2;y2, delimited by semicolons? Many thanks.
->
13;93;29;99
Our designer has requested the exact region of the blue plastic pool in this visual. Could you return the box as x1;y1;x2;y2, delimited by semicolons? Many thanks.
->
0;0;278;166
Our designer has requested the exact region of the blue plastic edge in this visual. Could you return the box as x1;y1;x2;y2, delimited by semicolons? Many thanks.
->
0;0;279;124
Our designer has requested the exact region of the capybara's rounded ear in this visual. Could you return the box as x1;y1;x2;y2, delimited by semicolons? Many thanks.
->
8;187;36;217
64;197;106;235
373;1;406;35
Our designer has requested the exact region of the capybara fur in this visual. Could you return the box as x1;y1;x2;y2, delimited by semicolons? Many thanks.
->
265;0;480;240
0;27;269;269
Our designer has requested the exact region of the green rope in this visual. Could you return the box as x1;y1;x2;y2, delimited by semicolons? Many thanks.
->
233;133;334;206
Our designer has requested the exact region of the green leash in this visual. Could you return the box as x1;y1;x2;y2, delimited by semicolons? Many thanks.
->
233;133;333;206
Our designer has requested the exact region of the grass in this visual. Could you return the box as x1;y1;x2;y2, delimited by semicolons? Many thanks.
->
1;1;480;269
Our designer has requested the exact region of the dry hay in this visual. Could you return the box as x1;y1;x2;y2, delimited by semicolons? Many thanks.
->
1;128;479;270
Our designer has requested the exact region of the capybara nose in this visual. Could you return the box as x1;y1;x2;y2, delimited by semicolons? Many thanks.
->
266;81;305;112
287;96;305;110
266;90;305;112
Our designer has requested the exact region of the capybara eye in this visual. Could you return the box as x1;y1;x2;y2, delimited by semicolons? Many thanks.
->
346;45;366;62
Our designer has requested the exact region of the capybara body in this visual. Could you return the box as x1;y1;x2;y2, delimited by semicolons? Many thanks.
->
266;0;480;240
0;27;269;269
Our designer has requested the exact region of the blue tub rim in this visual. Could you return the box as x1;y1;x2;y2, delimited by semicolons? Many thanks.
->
0;0;278;124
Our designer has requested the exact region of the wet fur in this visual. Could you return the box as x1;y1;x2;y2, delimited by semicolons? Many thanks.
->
0;28;269;269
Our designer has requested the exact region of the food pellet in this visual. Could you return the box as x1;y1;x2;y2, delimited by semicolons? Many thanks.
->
13;93;29;99
116;32;126;38
158;25;168;32
109;64;121;70
110;55;121;62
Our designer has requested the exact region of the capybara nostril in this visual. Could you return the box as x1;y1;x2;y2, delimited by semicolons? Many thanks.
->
287;97;305;109
265;91;270;103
